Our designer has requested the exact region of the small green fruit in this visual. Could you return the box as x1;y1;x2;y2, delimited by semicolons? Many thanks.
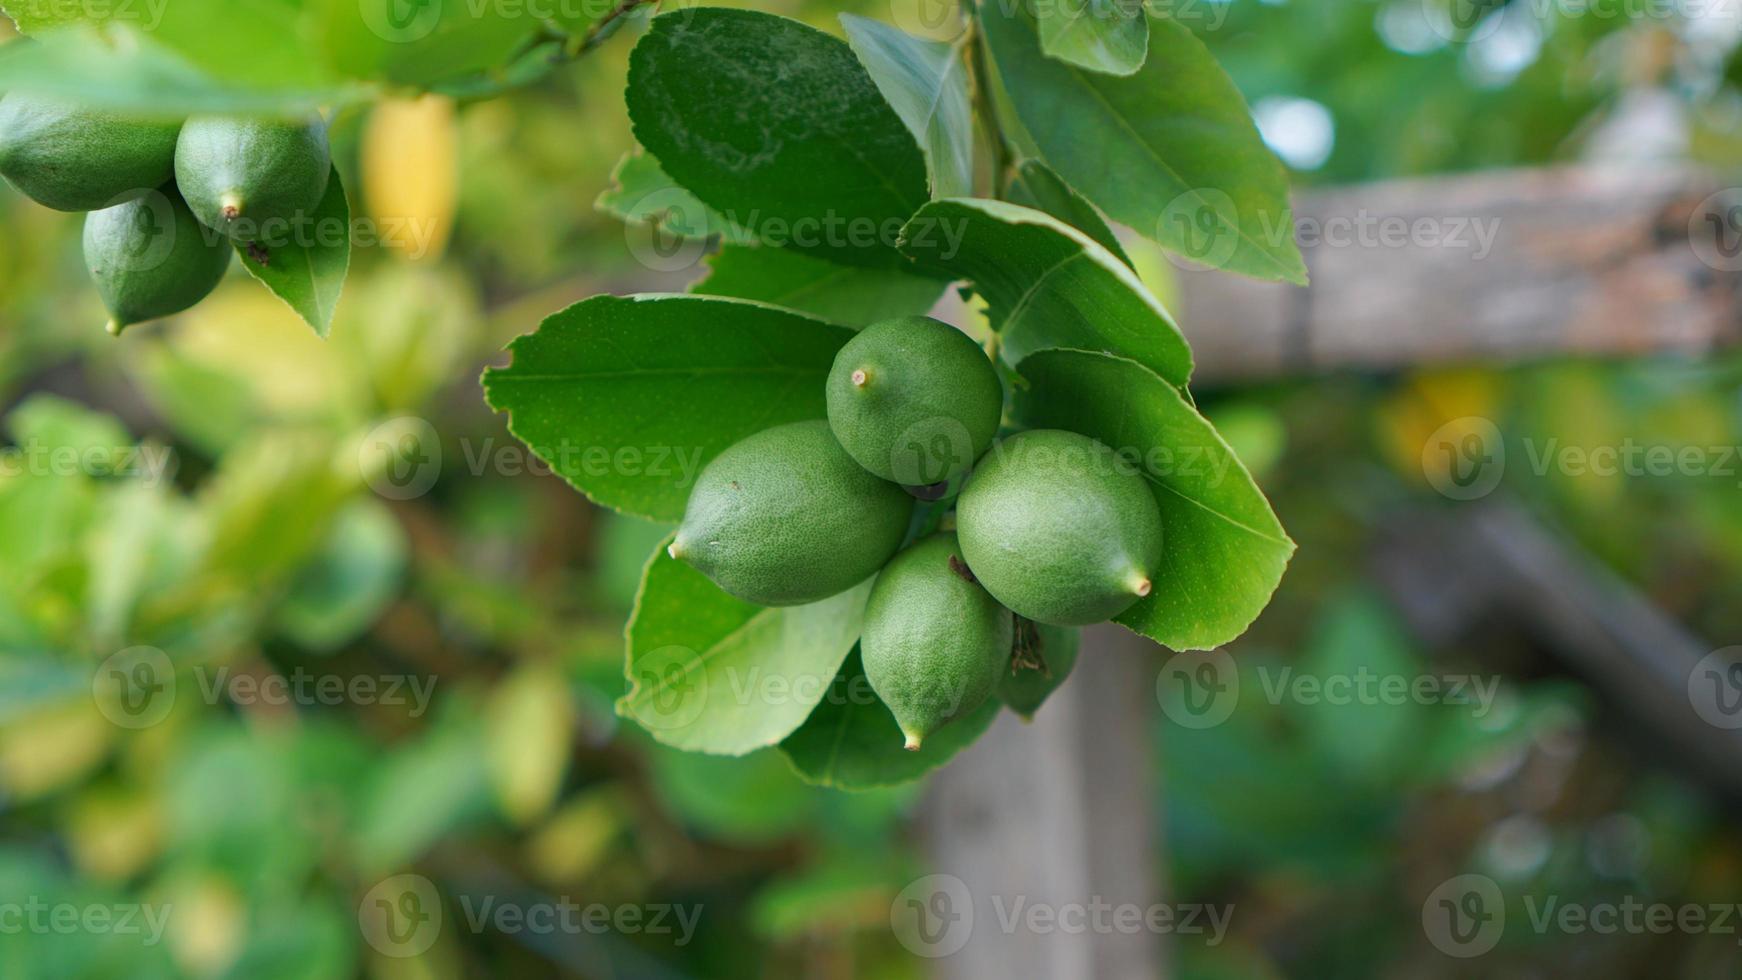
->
83;185;232;335
862;533;1013;750
670;420;912;606
826;316;1002;487
998;621;1080;720
174;115;330;242
0;93;180;212
956;429;1163;626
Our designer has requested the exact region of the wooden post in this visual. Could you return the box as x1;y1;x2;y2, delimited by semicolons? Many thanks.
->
921;626;1167;979
1179;165;1742;382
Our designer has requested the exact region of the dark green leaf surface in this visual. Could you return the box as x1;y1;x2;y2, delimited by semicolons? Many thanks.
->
899;198;1190;386
237;166;350;337
840;13;975;199
781;647;998;789
1016;349;1293;650
695;246;945;326
1007;160;1133;269
482;294;854;522
1035;0;1150;75
627;8;929;269
979;4;1306;283
622;535;872;755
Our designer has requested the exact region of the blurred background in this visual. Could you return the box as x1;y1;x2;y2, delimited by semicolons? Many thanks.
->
5;0;1742;977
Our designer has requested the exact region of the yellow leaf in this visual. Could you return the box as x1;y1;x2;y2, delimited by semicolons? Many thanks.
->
0;699;112;799
485;665;574;825
362;95;459;262
66;785;161;880
525;788;626;885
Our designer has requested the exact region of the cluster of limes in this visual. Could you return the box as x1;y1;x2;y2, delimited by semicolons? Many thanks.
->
667;315;1164;748
0;93;330;333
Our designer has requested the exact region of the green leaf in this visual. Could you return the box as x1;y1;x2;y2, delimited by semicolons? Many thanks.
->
4;0;336;90
979;5;1307;284
780;647;999;789
1007;159;1133;269
648;747;818;844
621;536;872;755
998;622;1080;720
627;8;929;269
595;149;756;246
0;26;362;115
840;13;975;199
899;198;1190;386
695;246;945;327
1035;0;1149;76
482;294;855;522
274;500;406;652
1294;594;1425;786
314;0;538;86
1015;349;1293;650
237;166;350;337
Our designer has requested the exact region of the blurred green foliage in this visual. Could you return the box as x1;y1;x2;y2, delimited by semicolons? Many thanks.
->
3;0;1742;977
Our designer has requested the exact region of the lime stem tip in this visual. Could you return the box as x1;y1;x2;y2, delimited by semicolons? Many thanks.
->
902;732;921;752
851;368;869;388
